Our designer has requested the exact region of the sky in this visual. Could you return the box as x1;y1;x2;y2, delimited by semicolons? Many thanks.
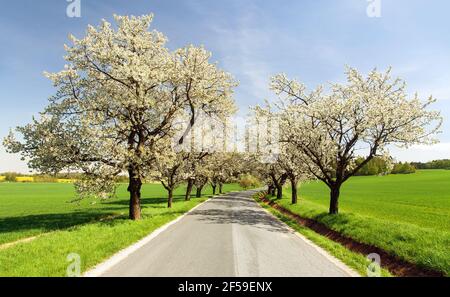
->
1;0;450;172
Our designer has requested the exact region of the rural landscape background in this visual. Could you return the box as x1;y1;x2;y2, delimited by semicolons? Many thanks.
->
0;0;449;278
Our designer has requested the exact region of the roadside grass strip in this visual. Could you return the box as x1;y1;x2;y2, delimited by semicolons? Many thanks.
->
0;183;242;276
256;191;446;276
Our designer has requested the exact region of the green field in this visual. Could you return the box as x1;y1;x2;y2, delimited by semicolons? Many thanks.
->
274;170;450;275
0;182;242;276
1;171;449;276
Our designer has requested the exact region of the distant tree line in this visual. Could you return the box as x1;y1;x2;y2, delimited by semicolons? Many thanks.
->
358;158;450;175
411;159;450;170
354;157;416;176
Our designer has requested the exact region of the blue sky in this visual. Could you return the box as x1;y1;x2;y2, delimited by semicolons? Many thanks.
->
1;0;450;172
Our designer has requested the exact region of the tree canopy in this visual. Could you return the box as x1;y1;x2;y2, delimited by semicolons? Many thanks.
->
3;14;237;220
254;67;442;214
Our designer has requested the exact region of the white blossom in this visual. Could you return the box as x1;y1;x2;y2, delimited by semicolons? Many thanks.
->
263;67;442;214
3;14;237;220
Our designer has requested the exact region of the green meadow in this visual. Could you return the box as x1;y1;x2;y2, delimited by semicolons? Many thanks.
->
274;170;450;275
1;170;449;276
0;182;242;276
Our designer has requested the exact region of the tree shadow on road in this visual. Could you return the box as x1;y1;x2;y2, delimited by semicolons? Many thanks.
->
190;198;291;234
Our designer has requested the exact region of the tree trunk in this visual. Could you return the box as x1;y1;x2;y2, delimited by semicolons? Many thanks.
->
329;185;340;214
267;185;274;196
276;185;283;199
270;186;276;196
270;174;278;197
168;188;173;208
290;178;298;204
212;184;216;195
185;179;193;201
196;186;203;198
219;183;223;194
128;173;142;220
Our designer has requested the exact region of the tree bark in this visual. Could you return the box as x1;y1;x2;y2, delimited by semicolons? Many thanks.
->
196;186;203;198
271;186;276;196
212;184;217;195
168;188;173;208
329;185;340;214
219;183;223;194
270;174;279;197
185;179;193;201
128;173;142;220
276;185;283;199
290;178;298;204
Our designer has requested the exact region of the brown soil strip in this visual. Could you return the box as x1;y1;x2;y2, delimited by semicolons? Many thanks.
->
257;194;444;277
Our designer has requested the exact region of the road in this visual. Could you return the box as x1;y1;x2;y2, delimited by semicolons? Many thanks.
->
100;190;357;277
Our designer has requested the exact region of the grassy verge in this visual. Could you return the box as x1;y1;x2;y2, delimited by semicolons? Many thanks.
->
0;183;241;276
267;171;450;276
255;195;392;277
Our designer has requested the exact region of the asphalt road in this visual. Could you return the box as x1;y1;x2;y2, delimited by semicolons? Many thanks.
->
100;190;357;277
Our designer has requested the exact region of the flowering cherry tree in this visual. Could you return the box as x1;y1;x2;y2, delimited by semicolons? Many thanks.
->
152;151;188;208
208;152;242;194
269;67;442;214
3;14;236;220
256;162;287;198
276;142;312;204
251;105;312;203
192;162;211;198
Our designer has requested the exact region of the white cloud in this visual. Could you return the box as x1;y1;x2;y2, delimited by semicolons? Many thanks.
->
389;143;450;162
0;146;30;173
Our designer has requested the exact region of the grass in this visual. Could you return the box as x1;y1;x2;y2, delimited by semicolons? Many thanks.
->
269;170;450;275
256;199;392;277
0;182;242;276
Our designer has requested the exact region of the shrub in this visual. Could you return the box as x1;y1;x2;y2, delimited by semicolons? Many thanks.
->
355;156;391;176
114;175;129;183
239;174;260;189
3;172;18;182
391;162;416;174
57;178;74;183
34;175;58;183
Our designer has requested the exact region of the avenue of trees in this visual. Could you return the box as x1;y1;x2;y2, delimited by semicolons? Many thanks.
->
3;14;239;220
2;13;443;220
252;67;442;214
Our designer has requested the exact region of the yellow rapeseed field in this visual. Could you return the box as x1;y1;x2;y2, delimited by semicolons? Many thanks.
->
15;176;34;182
56;179;74;183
